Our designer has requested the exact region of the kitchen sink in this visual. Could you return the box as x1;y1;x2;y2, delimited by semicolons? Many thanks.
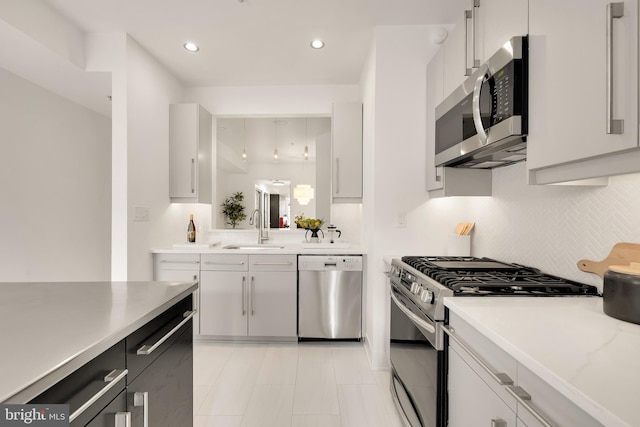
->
222;244;286;250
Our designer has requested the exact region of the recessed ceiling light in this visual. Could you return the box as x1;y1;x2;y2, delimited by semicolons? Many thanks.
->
310;39;325;49
183;42;199;52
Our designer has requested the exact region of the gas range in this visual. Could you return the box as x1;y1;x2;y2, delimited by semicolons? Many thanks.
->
389;256;599;321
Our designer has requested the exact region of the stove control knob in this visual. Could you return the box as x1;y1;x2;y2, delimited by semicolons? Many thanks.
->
410;282;420;294
420;289;434;304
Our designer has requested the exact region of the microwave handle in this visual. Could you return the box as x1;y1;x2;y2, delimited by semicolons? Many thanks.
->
472;63;490;144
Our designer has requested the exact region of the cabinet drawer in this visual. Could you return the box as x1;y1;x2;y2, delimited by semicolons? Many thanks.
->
517;364;602;427
249;254;297;272
448;312;518;389
126;296;193;383
154;253;200;270
201;254;249;271
29;340;126;427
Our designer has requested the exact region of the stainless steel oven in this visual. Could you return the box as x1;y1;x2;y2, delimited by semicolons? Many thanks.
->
389;277;446;427
388;256;599;427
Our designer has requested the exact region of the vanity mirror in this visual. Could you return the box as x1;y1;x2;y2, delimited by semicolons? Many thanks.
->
215;117;331;229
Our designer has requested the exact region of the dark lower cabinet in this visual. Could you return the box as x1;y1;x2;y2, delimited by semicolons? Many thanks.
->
28;295;194;427
127;325;193;427
85;391;127;427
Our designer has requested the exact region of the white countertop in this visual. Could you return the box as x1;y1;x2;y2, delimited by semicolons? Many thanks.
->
151;243;366;255
444;297;640;427
0;280;198;404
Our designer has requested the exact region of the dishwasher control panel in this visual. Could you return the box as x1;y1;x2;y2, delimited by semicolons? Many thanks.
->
298;255;363;271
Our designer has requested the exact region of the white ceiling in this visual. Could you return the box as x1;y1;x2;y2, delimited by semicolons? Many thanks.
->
45;0;466;87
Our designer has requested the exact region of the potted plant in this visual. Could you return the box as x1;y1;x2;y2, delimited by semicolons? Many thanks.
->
221;192;247;228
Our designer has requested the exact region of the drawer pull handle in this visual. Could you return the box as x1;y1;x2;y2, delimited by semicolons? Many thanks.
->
491;419;507;427
203;261;246;265
114;412;131;427
137;311;196;355
443;325;513;386
506;386;554;427
134;391;149;427
159;260;200;265
69;369;128;422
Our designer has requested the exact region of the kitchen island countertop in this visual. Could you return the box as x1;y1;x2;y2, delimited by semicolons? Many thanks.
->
444;296;640;427
0;280;197;404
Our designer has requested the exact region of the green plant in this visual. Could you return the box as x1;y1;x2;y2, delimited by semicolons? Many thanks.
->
221;192;247;228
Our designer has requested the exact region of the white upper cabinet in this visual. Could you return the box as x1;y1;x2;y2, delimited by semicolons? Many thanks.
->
169;104;213;203
443;9;469;97
332;102;363;203
443;0;528;99
527;0;639;184
475;0;529;65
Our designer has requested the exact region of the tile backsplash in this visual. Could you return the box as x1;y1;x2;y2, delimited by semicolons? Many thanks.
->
468;162;640;291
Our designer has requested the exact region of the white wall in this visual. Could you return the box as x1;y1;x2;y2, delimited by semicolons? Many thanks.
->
361;25;464;369
0;68;111;281
467;163;640;292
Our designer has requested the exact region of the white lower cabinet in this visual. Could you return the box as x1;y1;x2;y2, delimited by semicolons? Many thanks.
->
199;254;297;338
153;253;201;336
447;312;602;427
448;346;516;427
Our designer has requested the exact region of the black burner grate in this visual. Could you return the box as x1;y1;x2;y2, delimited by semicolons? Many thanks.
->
400;256;598;296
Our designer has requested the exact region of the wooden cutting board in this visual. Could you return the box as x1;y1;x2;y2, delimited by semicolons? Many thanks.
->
577;242;640;278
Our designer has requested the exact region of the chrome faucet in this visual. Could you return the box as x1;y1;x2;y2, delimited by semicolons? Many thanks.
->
250;209;269;244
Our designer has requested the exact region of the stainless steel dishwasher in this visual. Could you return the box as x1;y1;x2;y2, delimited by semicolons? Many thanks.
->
298;255;363;339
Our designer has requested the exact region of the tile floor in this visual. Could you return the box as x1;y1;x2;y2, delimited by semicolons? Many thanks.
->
193;341;404;427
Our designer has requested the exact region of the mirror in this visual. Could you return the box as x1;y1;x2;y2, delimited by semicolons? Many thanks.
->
215;117;331;229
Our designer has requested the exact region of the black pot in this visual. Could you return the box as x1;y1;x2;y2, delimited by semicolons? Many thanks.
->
603;266;640;325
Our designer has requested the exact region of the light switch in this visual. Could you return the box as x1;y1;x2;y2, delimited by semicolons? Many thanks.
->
133;206;150;222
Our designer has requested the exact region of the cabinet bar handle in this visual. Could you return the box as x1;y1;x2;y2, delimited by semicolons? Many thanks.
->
242;276;246;315
251;276;255;315
506;386;554;427
464;9;473;76
335;158;340;194
134;391;149;427
251;262;293;266
491;419;507;427
442;325;513;386
606;2;624;134
472;0;480;68
114;412;131;427
159;260;200;264
203;261;246;265
69;369;128;422
190;158;196;193
137;311;196;355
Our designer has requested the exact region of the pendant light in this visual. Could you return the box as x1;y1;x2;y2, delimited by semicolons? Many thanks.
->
294;118;314;205
273;119;279;161
242;118;247;162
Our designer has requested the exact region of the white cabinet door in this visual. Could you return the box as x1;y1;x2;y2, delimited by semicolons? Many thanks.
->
169;104;212;203
427;48;445;192
476;0;528;65
527;0;639;181
248;271;297;337
443;7;469;97
199;271;248;337
332;102;363;203
448;346;516;427
153;253;201;336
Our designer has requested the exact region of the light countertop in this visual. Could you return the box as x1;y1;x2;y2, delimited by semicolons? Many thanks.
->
151;243;366;255
444;297;640;427
0;280;198;404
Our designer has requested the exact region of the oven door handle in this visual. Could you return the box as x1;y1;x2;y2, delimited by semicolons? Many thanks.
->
390;289;435;334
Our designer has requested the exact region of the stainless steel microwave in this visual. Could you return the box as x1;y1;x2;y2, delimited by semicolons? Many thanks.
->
435;36;528;168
